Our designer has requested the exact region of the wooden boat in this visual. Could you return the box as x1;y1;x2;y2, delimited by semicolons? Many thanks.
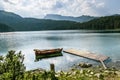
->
34;48;63;55
34;48;63;60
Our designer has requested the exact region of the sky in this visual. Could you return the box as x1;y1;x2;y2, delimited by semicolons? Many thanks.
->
0;0;120;18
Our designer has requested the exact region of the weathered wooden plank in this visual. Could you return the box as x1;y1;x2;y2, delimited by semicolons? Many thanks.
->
100;60;107;69
63;48;109;69
63;48;109;61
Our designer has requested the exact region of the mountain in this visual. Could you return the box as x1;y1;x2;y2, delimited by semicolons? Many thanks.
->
79;15;120;30
0;10;23;23
0;23;13;32
0;10;24;30
111;14;120;16
44;14;96;22
0;10;120;32
0;10;80;31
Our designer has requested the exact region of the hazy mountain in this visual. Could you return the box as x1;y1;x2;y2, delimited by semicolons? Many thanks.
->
44;14;96;22
0;10;120;32
0;10;23;23
0;10;24;30
111;14;120;16
0;10;80;31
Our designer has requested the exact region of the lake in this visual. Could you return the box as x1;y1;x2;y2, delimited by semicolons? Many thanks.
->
0;30;120;71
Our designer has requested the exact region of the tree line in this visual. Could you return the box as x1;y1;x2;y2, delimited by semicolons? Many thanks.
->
0;23;13;32
0;15;120;32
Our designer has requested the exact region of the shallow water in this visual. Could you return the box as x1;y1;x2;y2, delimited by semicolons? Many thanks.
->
0;30;120;71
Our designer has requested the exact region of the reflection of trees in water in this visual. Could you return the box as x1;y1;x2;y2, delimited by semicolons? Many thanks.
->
45;34;74;41
46;36;67;40
0;33;21;53
0;35;13;52
44;35;71;48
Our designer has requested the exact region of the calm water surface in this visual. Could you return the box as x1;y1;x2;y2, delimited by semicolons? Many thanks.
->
0;30;120;71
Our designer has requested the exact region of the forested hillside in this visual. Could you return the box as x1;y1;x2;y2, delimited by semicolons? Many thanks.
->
0;10;120;32
79;15;120;30
0;23;13;32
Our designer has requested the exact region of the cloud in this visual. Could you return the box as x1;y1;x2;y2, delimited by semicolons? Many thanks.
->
3;0;17;4
79;0;108;16
53;1;64;9
0;0;120;18
0;0;4;10
53;0;108;16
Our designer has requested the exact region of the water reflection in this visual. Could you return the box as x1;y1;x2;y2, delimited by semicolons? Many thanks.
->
0;30;120;71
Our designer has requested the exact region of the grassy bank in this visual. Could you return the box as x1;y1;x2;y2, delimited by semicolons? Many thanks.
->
0;50;120;80
24;67;120;80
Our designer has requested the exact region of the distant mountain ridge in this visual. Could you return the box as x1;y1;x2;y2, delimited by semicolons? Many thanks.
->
0;10;80;31
44;14;96;22
0;10;22;18
0;10;120;32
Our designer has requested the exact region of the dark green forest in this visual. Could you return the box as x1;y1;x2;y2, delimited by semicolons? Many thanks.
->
79;15;120;30
0;10;120;32
0;23;13;32
16;15;120;31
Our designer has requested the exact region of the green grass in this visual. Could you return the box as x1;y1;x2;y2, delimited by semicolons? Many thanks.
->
24;67;120;80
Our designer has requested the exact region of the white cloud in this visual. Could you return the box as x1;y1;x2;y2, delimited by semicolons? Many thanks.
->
0;0;4;10
55;0;108;16
0;0;120;18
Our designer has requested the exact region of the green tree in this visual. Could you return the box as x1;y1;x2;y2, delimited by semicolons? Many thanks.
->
0;50;25;80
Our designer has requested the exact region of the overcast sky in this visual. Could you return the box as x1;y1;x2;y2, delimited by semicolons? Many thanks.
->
0;0;120;18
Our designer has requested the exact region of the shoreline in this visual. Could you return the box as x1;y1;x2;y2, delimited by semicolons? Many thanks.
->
27;59;120;72
0;29;120;34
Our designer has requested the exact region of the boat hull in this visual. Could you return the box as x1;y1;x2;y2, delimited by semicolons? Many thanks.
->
33;48;63;60
34;48;63;55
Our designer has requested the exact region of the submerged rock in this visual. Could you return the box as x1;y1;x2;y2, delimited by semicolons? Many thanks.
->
79;62;92;68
